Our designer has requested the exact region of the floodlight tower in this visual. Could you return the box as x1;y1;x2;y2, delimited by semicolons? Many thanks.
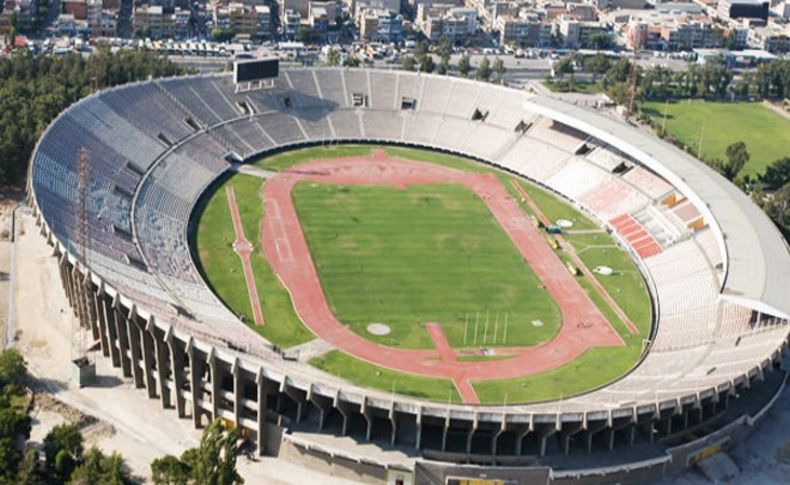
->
71;147;96;387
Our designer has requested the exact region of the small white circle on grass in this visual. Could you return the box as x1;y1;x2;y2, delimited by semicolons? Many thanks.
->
594;266;614;276
556;219;574;228
367;323;391;336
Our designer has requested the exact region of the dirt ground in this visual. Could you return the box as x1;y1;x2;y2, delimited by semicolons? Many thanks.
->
12;209;360;484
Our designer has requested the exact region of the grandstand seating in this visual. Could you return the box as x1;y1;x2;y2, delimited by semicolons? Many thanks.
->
29;68;788;418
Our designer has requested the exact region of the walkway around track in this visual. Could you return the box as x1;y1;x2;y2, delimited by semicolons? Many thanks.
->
511;180;640;335
260;151;624;404
225;186;266;327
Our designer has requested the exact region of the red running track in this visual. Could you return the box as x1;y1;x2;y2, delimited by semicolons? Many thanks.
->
260;151;623;403
226;186;266;327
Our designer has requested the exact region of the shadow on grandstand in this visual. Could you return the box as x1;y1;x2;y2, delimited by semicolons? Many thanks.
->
0;271;7;281
255;91;339;123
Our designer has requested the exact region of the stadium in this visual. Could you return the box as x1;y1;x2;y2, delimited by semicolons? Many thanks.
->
28;67;789;483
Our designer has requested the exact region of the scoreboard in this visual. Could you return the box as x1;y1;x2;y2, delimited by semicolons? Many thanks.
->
233;57;279;84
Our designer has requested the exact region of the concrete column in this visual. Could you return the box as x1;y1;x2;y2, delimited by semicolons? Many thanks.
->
441;413;451;452
255;370;272;456
188;341;203;428
281;379;305;424
166;331;186;417
125;309;144;388
415;408;423;451
389;403;398;447
104;295;121;367
232;360;242;430
465;414;479;455
308;387;331;430
515;425;531;456
83;275;99;341
151;324;171;409
584;421;608;455
492;418;507;456
113;302;132;378
335;398;353;436
560;422;584;456
141;317;157;399
94;287;110;357
360;397;373;441
208;351;220;421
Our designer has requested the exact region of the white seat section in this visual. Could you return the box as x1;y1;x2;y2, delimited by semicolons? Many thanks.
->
498;137;572;181
622;165;674;200
313;69;347;107
545;157;611;201
418;76;452;114
369;70;398;110
581;178;649;220
528;116;588;153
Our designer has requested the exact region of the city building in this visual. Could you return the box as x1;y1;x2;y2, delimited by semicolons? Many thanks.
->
495;11;553;47
358;8;403;42
416;4;477;42
214;2;271;38
749;22;789;52
308;0;337;31
281;8;301;38
556;16;610;48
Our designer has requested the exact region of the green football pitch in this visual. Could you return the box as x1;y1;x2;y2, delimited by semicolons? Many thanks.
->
194;144;652;403
642;100;790;178
293;182;562;349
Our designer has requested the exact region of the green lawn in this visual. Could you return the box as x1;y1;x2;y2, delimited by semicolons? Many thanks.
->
293;181;562;349
472;345;641;404
251;145;374;171
517;180;600;230
310;350;461;403
641;100;790;178
543;80;605;94
195;173;314;348
562;231;652;334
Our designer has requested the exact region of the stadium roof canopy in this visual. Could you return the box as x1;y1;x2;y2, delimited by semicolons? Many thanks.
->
526;96;790;320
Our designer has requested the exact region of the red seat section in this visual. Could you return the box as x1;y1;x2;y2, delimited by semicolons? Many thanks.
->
610;214;663;259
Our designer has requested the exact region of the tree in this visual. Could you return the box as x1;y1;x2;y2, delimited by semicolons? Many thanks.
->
190;421;243;485
325;49;340;66
0;348;26;388
724;141;750;180
151;455;191;485
457;54;471;77
492;57;506;84
401;55;416;72
711;141;750;181
583;54;610;82
762;182;790;236
760;157;790;191
436;36;452;59
69;447;130;485
475;56;492;82
16;449;45;485
296;26;315;43
414;40;428;58
606;57;632;84
553;57;574;79
211;28;235;43
0;406;31;441
419;54;435;73
342;55;360;67
44;424;84;482
150;421;242;485
590;33;611;50
438;54;450;75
